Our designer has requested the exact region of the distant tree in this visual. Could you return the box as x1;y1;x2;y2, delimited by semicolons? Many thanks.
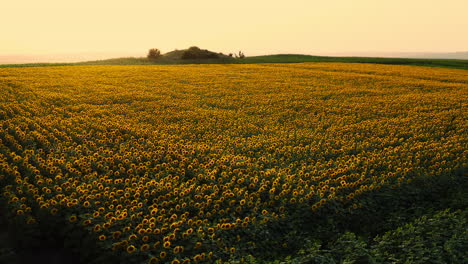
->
147;48;162;60
238;51;245;59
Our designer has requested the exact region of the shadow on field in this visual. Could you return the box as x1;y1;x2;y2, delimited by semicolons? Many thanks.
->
0;211;79;264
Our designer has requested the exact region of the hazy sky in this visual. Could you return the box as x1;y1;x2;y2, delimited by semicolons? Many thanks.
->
1;0;468;58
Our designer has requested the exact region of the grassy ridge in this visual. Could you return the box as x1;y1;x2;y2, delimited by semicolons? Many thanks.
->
241;54;468;70
1;54;467;70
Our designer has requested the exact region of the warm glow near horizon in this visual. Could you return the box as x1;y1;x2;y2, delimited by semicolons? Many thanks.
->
1;0;468;59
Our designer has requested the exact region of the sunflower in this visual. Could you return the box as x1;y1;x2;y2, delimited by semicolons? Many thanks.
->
148;257;159;264
112;231;122;239
193;254;202;262
173;246;180;254
163;241;171;248
153;241;160;249
66;215;77;223
140;244;150;251
126;245;136;254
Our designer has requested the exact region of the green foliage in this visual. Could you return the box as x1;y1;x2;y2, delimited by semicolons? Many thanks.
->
181;46;220;60
238;209;467;264
327;232;375;264
371;209;468;264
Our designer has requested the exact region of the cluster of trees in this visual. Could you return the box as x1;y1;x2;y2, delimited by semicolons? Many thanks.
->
147;47;245;60
180;46;220;60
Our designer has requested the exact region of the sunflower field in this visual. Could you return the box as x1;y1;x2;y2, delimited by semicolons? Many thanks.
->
0;63;467;263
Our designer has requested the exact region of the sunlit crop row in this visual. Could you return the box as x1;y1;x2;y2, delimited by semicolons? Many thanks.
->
1;63;467;263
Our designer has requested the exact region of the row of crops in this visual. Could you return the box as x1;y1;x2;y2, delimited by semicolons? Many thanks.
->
0;63;467;263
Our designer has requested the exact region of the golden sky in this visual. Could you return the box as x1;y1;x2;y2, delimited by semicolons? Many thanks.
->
1;0;467;57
